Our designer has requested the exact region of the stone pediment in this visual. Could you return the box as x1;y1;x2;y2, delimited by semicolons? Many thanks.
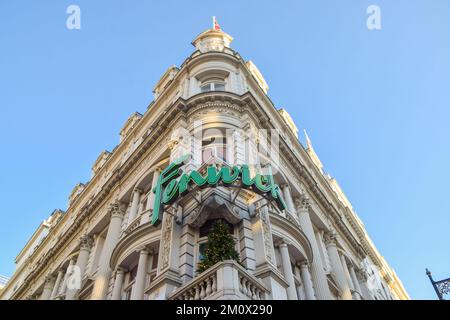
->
185;193;244;228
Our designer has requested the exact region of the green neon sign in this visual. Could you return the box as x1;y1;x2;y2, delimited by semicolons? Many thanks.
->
151;155;286;225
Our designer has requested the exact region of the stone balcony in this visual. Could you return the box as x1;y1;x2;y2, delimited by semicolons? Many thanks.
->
122;214;142;236
169;260;269;300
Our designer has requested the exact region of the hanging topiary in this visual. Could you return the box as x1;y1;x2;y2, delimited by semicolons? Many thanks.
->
197;219;241;273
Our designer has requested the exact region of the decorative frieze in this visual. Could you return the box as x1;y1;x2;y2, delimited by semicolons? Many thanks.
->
160;213;173;271
259;205;275;266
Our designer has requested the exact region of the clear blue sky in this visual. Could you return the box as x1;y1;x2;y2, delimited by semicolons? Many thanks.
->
1;1;449;300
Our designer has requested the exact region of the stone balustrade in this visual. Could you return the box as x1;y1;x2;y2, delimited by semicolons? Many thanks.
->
169;260;268;300
123;215;142;236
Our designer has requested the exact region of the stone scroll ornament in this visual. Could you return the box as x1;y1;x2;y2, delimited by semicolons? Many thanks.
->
150;154;287;226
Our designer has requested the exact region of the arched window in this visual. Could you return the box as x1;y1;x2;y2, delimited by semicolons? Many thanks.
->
196;69;229;93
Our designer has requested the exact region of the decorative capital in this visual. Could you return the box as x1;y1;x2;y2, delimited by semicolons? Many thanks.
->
79;235;93;250
108;200;126;219
274;238;290;248
298;260;310;269
295;196;311;211
356;269;369;281
44;275;55;286
116;267;128;274
324;232;337;246
136;245;153;255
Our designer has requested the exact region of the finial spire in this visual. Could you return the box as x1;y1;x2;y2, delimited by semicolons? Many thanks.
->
212;16;221;31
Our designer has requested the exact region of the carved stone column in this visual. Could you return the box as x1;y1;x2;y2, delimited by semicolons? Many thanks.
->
66;235;93;300
276;240;298;300
357;270;373;300
40;276;55;300
340;255;355;287
324;232;352;300
299;261;316;300
142;169;161;225
349;265;363;299
293;265;305;300
111;268;126;300
281;184;295;214
131;248;150;300
127;188;142;225
295;197;331;300
50;268;64;299
91;201;125;300
59;258;76;298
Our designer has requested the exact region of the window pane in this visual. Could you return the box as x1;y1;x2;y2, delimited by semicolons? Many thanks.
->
199;243;207;262
201;84;211;92
214;83;225;91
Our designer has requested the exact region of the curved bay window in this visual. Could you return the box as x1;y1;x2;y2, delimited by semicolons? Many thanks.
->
196;69;229;93
202;128;228;163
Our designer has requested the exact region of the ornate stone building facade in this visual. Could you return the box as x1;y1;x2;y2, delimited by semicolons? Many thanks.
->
0;24;408;300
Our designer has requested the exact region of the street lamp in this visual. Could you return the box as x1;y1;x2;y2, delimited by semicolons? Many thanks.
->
426;268;450;300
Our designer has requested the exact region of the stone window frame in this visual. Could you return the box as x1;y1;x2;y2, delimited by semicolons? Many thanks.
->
193;218;240;276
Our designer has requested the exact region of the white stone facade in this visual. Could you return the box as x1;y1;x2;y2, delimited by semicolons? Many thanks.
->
0;26;408;301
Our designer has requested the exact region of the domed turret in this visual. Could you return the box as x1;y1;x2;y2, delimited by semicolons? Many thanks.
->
192;17;233;53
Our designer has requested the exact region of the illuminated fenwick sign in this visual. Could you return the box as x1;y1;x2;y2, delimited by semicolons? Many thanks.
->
151;155;287;225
